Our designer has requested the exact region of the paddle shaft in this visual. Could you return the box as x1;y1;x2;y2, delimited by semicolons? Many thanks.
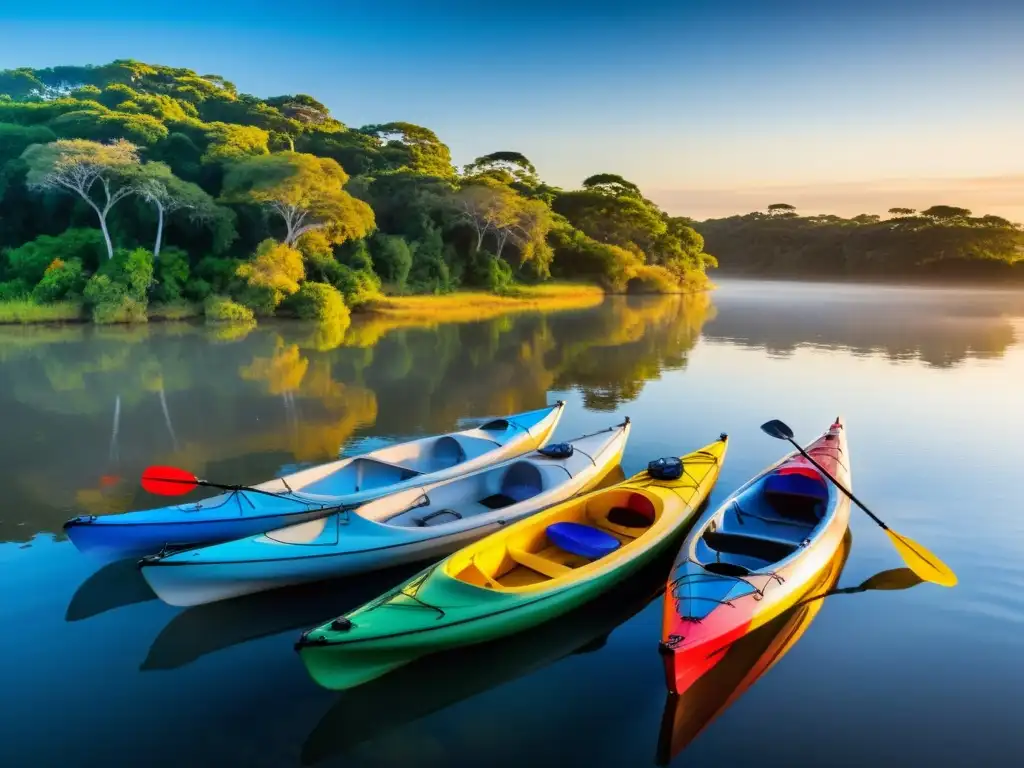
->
147;475;292;501
783;437;888;530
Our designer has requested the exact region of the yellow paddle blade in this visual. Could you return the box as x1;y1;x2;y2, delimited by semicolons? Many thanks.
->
885;530;957;587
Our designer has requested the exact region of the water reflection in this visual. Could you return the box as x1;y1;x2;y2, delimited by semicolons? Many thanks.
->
704;280;1024;366
65;558;156;622
655;532;853;765
302;518;671;767
0;295;712;542
142;563;424;671
654;530;925;764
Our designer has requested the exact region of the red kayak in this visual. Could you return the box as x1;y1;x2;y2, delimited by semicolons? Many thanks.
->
660;418;850;694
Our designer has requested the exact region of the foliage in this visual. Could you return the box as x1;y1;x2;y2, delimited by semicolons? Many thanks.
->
2;228;106;283
236;238;304;310
204;294;255;324
221;152;374;245
290;281;350;325
33;258;86;302
370;233;413;288
151;246;190;303
0;279;31;300
0;56;723;326
83;274;147;324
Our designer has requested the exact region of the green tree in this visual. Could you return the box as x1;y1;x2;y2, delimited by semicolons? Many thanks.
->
132;161;220;258
21;138;140;259
767;203;797;216
464;151;538;184
360;122;453;177
888;207;916;217
221;152;374;246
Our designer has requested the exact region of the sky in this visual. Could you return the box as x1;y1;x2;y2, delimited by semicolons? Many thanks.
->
2;0;1023;221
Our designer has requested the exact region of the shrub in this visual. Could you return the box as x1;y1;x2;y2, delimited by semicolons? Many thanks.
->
0;279;31;300
407;226;455;294
626;264;679;294
33;258;86;302
183;277;213;302
100;247;154;301
204;295;256;325
236;239;305;311
194;256;244;294
291;281;350;325
371;234;413;288
83;273;148;324
476;254;514;294
3;228;106;285
327;263;380;307
152;246;190;303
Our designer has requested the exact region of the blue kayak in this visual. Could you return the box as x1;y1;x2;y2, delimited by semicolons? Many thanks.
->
63;403;565;559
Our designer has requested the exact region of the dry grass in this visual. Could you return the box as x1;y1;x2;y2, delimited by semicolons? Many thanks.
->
0;300;83;324
363;282;605;324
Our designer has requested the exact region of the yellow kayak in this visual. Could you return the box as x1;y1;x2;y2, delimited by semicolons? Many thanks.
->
296;433;729;690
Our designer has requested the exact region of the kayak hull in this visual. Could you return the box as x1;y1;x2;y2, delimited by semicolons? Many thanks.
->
297;434;729;690
661;419;850;695
140;422;630;607
63;402;565;560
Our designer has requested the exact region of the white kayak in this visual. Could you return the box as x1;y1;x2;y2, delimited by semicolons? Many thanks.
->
65;402;566;559
140;419;632;607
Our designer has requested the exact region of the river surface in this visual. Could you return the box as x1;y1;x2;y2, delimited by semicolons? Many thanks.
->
2;279;1022;767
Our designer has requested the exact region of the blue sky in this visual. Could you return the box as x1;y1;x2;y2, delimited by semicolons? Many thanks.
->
2;0;1023;219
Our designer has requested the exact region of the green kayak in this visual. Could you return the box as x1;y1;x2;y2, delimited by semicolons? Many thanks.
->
295;434;728;690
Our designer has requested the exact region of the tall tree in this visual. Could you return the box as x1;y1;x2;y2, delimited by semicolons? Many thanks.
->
221;151;374;246
451;180;520;253
767;203;797;216
21;138;140;259
888;207;917;217
131;161;219;259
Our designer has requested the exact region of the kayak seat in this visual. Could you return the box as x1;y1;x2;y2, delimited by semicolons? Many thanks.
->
703;531;798;564
547;522;621;560
428;436;466;471
764;469;828;524
606;492;657;528
478;461;544;509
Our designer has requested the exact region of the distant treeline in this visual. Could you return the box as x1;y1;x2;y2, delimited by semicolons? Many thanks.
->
696;204;1024;280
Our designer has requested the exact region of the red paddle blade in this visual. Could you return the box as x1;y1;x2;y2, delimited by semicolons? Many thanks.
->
141;465;199;496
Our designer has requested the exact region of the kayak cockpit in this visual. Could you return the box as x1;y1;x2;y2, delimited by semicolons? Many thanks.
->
695;463;832;575
447;489;661;589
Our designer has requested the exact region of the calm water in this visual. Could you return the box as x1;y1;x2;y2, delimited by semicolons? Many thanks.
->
2;279;1023;767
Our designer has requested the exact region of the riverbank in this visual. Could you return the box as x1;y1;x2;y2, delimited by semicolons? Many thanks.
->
361;283;606;323
0;284;606;326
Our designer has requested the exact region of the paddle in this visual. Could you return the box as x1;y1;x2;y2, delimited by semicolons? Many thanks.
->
140;465;294;502
759;419;957;588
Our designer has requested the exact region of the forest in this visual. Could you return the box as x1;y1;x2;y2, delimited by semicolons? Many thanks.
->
0;60;716;326
697;204;1024;280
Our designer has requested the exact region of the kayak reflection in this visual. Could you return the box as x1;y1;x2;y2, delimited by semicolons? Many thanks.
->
65;558;156;622
141;563;423;671
300;527;680;767
656;531;925;764
656;530;850;765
